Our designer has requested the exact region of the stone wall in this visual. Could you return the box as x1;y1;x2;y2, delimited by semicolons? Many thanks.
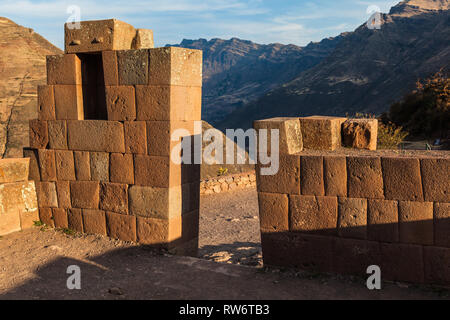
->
0;158;39;235
200;171;256;195
27;20;202;256
255;116;450;286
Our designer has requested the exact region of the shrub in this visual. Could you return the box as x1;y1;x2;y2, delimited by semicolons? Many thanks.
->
386;69;449;138
377;122;409;149
217;167;228;176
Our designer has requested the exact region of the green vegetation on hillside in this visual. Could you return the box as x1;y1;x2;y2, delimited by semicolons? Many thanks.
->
382;69;449;140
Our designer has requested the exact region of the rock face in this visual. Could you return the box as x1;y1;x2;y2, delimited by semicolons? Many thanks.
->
171;36;343;124
218;0;450;130
0;17;62;158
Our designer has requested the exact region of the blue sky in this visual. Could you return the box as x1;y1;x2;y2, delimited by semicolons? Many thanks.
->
1;0;400;48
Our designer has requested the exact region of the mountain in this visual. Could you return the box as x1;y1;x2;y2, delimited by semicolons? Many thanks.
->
0;17;62;158
217;0;450;130
170;36;344;124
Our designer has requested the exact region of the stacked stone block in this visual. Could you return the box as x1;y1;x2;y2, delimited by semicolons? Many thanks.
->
255;116;450;286
28;20;202;255
0;158;39;236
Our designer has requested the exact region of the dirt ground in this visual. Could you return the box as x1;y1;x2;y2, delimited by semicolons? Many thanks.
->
0;187;448;300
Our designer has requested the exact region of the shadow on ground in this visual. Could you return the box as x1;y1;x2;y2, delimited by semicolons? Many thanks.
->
1;244;448;300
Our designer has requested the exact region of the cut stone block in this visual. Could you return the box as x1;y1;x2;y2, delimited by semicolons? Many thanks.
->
36;181;58;208
105;86;136;121
106;211;136;242
382;157;423;201
46;54;82;85
129;185;182;219
82;209;107;235
65;19;136;54
256;155;300;195
420;158;450;203
342;118;378;150
89;152;109;182
399;201;433;245
135;85;202;121
133;155;182;188
257;192;289;232
55;150;76;180
117;49;149;85
39;207;54;227
124;121;147;154
0;181;38;218
146;121;194;157
136;214;192;246
434;202;450;248
367;199;399;242
37;85;56;120
134;29;154;49
38;149;56;181
68;208;83;232
137;216;173;246
347;156;384;199
67;120;125;153
338;197;367;240
253;117;303;155
381;243;424;284
99;183;128;214
70;181;100;209
261;232;333;272
299;116;346;150
149;47;202;87
289;195;337;235
110;153;134;184
300;156;324;196
52;208;68;229
56;181;71;209
323;156;347;197
29;119;48;149
54;85;84;120
424;246;450;286
48;120;68;149
0;158;29;183
20;208;40;230
74;151;91;180
23;148;40;181
333;238;381;276
102;51;119;86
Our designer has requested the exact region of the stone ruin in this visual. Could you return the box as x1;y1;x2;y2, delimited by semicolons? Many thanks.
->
254;116;449;286
25;19;202;255
0;19;448;288
0;158;38;235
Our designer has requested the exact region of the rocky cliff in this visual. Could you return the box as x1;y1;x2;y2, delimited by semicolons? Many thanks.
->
0;17;61;158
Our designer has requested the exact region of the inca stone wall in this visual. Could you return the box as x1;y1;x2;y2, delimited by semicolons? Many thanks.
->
200;171;256;195
27;19;202;255
0;158;39;235
254;116;450;286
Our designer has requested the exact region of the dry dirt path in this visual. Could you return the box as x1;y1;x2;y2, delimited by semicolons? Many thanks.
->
0;187;448;300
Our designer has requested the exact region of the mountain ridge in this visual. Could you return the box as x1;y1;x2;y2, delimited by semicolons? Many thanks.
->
216;1;450;130
169;35;345;123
